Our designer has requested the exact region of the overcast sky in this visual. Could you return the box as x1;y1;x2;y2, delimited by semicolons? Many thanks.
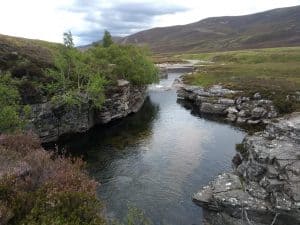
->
1;0;300;45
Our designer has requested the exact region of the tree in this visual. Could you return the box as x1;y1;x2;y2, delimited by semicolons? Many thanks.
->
63;31;74;48
102;30;113;48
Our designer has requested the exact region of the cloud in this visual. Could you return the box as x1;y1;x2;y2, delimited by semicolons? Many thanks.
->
1;0;300;45
67;0;189;45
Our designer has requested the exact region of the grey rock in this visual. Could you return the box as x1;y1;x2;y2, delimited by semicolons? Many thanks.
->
227;113;237;122
226;106;238;114
218;98;235;106
254;92;262;100
237;117;247;124
200;103;228;115
252;107;267;119
193;114;300;225
247;119;261;125
177;84;278;125
30;81;147;143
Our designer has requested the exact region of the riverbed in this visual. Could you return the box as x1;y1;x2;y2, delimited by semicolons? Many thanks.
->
60;71;245;225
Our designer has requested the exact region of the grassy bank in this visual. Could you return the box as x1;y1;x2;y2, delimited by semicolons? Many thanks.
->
0;34;158;133
178;47;300;113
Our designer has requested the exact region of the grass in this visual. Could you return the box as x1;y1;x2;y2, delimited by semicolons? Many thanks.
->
178;47;300;113
152;53;186;64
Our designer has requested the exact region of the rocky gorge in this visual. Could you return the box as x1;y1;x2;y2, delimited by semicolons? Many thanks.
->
29;80;146;143
175;74;300;224
193;113;300;225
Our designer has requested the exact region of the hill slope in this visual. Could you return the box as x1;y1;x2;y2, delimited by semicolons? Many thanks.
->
120;5;300;53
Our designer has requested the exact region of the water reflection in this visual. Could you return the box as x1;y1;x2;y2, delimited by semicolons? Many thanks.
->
59;96;159;158
59;73;245;225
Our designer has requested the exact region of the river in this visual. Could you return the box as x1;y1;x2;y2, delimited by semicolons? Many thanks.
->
60;71;245;225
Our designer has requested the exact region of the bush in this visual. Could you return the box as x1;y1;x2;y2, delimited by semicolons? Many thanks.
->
0;72;30;133
273;96;295;114
21;191;106;225
0;134;106;225
89;44;159;85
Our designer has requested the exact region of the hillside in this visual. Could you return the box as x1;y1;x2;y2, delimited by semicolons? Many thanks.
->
120;5;300;53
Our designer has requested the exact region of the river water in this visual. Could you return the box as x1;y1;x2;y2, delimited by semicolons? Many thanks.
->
60;71;245;225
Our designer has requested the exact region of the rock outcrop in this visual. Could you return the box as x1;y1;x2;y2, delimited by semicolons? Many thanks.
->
193;113;300;225
30;80;146;143
178;85;278;124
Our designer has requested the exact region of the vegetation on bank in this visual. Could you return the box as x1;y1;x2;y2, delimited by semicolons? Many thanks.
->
0;32;158;133
0;134;106;225
0;32;157;224
179;47;300;113
0;134;152;225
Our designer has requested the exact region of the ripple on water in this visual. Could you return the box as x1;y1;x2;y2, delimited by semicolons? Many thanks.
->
60;72;246;225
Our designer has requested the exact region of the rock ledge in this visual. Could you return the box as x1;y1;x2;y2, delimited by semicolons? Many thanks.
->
193;113;300;225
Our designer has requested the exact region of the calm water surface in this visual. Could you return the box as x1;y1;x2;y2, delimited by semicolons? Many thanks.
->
61;72;245;225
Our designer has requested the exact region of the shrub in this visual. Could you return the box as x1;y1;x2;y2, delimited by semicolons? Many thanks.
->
0;72;30;133
102;31;113;48
0;134;106;225
89;44;159;85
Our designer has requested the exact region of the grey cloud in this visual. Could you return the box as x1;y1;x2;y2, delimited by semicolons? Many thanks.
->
68;0;188;45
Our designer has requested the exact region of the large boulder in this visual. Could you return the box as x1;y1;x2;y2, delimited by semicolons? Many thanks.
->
193;113;300;225
30;81;147;143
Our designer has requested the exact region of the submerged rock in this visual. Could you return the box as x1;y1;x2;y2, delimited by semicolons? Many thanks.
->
193;113;300;225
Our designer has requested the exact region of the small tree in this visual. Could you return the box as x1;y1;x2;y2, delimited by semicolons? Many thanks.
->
63;31;74;48
102;30;113;48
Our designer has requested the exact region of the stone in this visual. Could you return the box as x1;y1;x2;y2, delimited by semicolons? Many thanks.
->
30;81;147;143
237;117;247;124
200;103;228;115
226;106;238;114
253;92;262;100
247;119;261;125
252;107;267;119
193;114;300;225
227;113;237;122
218;98;235;106
177;84;278;125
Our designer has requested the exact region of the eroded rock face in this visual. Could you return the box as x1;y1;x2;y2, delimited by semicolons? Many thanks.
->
177;85;278;124
30;81;147;143
193;113;300;225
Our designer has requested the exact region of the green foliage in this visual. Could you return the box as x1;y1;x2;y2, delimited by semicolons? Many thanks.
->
123;206;151;225
89;44;158;85
45;42;108;108
0;72;30;133
45;38;157;109
273;95;296;114
0;106;22;133
102;30;113;48
21;191;106;225
181;47;300;114
63;31;74;48
0;134;106;225
111;206;152;225
236;143;249;159
87;74;106;108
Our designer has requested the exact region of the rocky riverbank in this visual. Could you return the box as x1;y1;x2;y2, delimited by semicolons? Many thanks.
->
177;84;278;125
193;113;300;225
29;80;146;143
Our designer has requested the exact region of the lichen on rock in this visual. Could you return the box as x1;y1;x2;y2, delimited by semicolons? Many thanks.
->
193;113;300;225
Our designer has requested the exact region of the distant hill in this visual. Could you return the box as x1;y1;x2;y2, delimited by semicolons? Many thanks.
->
120;5;300;53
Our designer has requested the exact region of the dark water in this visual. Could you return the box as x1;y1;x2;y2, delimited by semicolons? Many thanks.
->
60;73;245;225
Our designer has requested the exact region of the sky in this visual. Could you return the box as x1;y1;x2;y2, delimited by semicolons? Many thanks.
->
1;0;300;45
